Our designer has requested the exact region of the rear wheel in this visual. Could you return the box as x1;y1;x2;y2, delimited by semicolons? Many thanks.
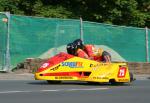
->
109;79;124;85
47;80;61;84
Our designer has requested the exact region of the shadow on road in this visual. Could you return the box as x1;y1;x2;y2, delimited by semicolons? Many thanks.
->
27;81;131;86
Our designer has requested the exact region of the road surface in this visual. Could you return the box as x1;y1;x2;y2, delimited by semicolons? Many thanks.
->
0;80;150;103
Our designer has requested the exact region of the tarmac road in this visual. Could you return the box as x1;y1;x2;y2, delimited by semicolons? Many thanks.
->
0;80;150;103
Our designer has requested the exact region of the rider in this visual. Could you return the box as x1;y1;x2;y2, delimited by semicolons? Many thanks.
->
73;39;89;59
66;41;89;59
66;42;76;55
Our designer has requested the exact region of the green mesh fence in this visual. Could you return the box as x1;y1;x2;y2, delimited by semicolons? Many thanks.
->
83;22;147;62
0;13;149;70
10;15;80;69
149;29;150;61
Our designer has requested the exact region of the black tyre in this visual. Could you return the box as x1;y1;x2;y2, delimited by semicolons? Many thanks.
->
87;81;100;85
47;80;61;84
109;79;124;85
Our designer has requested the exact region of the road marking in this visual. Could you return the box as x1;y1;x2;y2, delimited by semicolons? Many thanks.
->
41;89;61;92
0;88;109;94
65;88;108;91
41;88;108;92
0;91;31;94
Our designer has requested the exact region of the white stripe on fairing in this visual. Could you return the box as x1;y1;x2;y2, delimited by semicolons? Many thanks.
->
0;88;109;94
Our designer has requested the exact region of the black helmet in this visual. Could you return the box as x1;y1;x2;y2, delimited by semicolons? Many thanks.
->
73;39;83;49
66;43;77;55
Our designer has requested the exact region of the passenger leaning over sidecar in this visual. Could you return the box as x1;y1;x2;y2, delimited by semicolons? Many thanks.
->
73;39;111;63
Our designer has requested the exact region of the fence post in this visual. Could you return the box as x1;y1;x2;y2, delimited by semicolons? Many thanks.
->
80;17;84;44
145;27;149;62
54;24;59;55
4;12;11;71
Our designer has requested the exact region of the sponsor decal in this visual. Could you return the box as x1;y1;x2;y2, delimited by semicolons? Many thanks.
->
90;63;108;67
50;65;60;71
40;63;50;68
118;79;129;82
93;77;108;79
118;67;127;78
62;62;83;68
55;76;73;79
90;64;99;67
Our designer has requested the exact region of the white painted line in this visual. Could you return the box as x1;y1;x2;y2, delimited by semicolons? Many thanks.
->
66;88;108;91
0;88;109;94
0;91;31;94
41;89;61;92
41;88;108;92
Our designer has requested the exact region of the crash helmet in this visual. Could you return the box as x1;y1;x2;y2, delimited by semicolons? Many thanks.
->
73;39;84;49
66;43;76;55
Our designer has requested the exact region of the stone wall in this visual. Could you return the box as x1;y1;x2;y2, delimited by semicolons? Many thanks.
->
12;58;48;73
127;62;150;74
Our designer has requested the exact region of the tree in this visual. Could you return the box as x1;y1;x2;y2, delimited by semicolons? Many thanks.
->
0;0;23;14
0;0;149;27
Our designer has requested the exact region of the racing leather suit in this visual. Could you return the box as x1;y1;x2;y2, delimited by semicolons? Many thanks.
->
76;49;89;59
84;44;111;62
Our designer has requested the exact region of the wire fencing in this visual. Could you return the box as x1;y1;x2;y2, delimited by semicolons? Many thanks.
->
0;13;149;71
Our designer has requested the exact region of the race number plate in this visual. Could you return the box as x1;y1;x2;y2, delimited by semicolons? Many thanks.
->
118;67;126;78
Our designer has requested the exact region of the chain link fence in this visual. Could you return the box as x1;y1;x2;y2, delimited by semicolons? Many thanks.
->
0;13;149;71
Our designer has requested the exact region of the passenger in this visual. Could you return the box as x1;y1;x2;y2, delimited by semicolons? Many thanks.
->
76;48;89;59
73;39;111;62
84;44;111;62
102;51;111;62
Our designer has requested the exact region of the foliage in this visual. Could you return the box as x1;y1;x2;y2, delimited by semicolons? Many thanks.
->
0;0;149;27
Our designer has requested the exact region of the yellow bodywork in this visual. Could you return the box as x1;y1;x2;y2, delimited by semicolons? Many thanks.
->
35;57;130;83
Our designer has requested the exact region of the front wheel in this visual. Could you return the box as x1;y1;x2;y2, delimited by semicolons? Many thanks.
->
87;82;100;85
47;80;61;84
